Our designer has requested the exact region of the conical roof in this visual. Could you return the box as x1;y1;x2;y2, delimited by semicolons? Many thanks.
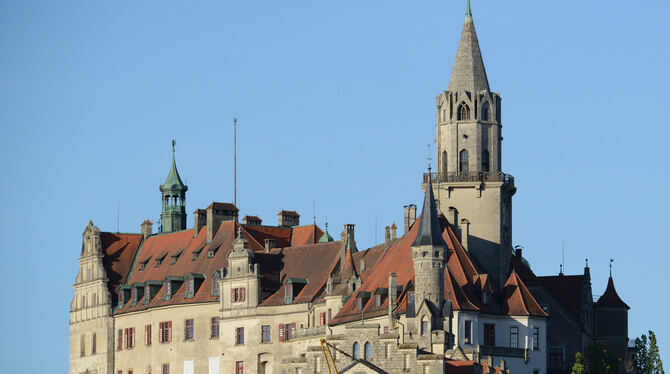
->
412;171;447;247
596;277;629;309
447;2;490;93
319;223;334;243
161;145;187;191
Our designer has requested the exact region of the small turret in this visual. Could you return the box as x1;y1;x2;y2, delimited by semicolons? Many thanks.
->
160;140;188;233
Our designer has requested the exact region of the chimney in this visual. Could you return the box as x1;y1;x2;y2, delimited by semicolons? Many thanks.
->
360;258;366;273
207;202;239;243
277;210;300;227
391;223;397;240
242;215;262;226
459;218;470;251
385;226;391;245
447;206;458;226
193;209;206;238
140;219;153;240
408;204;417;229
264;238;276;254
403;205;410;234
388;272;397;317
343;224;357;252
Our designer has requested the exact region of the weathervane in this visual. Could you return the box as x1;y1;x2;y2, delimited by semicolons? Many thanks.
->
427;144;432;171
610;258;614;277
172;139;176;154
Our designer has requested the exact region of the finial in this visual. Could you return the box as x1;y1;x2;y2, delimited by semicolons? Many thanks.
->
609;258;613;277
559;264;563;276
233;117;237;126
466;0;472;17
585;258;589;267
427;144;432;172
237;226;243;239
171;139;176;154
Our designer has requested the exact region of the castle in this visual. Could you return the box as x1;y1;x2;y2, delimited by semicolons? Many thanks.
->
69;3;630;374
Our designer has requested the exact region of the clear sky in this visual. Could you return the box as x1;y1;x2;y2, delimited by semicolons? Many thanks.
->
1;0;667;372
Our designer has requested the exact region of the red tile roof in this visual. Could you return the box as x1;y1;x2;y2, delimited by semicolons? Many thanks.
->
100;233;143;298
537;274;584;319
596;277;629;309
502;272;548;317
290;225;324;246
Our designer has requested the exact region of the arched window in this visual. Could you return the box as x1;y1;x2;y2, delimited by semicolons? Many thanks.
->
482;150;490;172
364;342;372;360
481;101;490;121
457;102;470;121
459;149;469;172
421;317;429;335
353;342;360;359
442;151;448;174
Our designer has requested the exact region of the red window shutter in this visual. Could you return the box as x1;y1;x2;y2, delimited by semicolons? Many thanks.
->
320;313;325;326
278;324;284;342
231;288;236;302
290;322;296;338
131;327;135;348
124;328;128;349
168;321;172;342
241;288;246;302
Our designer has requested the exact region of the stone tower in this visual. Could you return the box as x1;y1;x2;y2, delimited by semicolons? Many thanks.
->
412;170;447;309
69;221;114;374
429;1;516;287
160;140;188;233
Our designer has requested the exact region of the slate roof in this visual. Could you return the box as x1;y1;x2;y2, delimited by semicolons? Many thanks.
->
447;4;490;93
537;274;585;319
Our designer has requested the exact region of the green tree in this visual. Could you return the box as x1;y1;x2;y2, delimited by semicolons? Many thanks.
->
571;343;620;374
635;331;665;374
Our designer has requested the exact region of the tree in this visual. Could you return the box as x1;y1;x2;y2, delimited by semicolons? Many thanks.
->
571;343;620;374
634;331;665;374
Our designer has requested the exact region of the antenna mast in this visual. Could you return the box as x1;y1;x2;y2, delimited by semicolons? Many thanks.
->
234;117;237;209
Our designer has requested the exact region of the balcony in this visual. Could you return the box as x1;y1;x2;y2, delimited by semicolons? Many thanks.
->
478;344;527;359
423;171;514;184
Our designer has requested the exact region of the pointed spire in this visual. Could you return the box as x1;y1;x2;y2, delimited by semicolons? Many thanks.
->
319;222;334;243
412;167;447;247
161;140;187;190
448;1;490;93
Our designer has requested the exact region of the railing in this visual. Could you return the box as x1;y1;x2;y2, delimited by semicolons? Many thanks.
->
478;345;527;358
423;171;514;184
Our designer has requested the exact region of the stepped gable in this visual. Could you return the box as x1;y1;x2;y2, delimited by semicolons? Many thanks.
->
259;241;343;306
329;213;483;325
100;232;143;299
502;272;548;317
538;275;585;319
290;225;324;246
596;277;629;309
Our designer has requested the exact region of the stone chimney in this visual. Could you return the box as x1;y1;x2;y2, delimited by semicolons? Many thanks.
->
446;206;458;226
140;219;153;240
391;223;397;240
264;238;276;254
459;218;470;251
207;202;239;243
277;210;300;227
388;272;397;317
242;215;262;226
360;258;366;272
193;209;206;238
404;204;417;234
385;226;391;245
343;224;357;252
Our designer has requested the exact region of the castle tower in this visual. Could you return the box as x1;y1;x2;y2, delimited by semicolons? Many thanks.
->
69;221;114;374
160;140;188;232
429;1;516;287
412;169;447;309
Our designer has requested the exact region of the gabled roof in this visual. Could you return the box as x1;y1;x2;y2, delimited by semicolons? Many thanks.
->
207;202;238;211
447;2;490;93
537;274;585;319
100;233;143;299
502;272;548;317
596;277;629;309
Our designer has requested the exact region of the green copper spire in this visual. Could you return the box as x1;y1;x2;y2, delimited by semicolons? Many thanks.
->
319;222;334;243
466;0;472;17
160;140;188;233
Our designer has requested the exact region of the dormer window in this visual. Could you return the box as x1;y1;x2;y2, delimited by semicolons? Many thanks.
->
375;294;381;307
482;291;489;304
131;288;137;304
284;283;293;304
356;297;363;312
192;250;202;261
356;292;371;311
171;250;182;265
164;281;171;301
211;272;220;296
155;253;167;268
283;278;307;304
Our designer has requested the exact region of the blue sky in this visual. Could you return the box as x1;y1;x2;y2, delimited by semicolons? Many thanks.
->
1;0;667;372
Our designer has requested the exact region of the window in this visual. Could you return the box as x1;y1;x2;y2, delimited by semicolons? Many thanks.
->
131;288;137;304
80;334;85;356
533;327;539;350
319;312;326;326
235;361;244;374
162;364;170;374
128;370;133;374
92;333;96;354
383;326;390;334
92;293;97;306
145;324;152;346
235;327;244;345
458;102;470;121
442;151;448;174
364;342;372;360
211;317;219;338
164;281;171;301
353;342;361;359
464;320;472;344
481;101;490;121
159;321;172;343
549;347;565;363
459;149;469;172
484;324;495;346
261;325;271;343
356;297;362;312
285;283;293;304
231;287;246;302
186;278;194;295
510;326;519;348
124;327;135;349
211;274;219;295
408;291;415;305
375;294;381;307
421;318;429;336
482;150;490;172
117;329;123;351
185;319;194;341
